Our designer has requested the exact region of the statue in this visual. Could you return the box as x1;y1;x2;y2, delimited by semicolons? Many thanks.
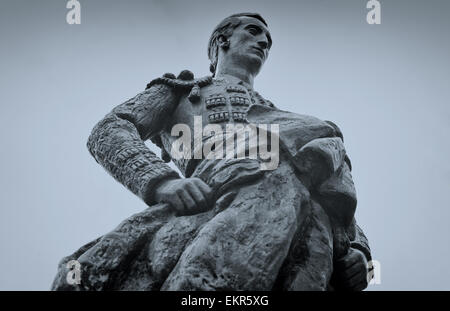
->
52;13;372;291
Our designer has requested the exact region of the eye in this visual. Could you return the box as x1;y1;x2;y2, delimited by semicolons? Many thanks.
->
247;26;259;36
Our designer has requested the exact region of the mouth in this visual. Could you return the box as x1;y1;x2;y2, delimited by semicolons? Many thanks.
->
251;46;265;59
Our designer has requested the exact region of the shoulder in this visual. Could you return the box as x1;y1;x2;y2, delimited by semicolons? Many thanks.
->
146;70;213;102
253;91;276;108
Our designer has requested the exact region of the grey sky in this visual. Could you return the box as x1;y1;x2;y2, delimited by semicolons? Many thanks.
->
0;0;449;290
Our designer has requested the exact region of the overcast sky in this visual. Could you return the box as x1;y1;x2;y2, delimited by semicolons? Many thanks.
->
0;0;449;290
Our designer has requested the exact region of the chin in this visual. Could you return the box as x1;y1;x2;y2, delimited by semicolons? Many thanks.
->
245;55;264;73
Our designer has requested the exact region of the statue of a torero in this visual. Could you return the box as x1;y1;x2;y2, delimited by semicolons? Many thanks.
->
52;12;372;291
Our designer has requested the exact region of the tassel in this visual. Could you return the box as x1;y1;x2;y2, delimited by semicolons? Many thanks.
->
188;83;201;103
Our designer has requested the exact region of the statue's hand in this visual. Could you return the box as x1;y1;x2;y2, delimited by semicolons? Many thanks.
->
154;177;213;216
333;248;369;291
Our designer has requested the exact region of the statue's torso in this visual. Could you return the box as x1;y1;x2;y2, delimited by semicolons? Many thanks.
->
158;77;274;176
157;76;338;178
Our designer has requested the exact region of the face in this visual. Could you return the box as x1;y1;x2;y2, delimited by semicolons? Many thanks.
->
223;16;272;75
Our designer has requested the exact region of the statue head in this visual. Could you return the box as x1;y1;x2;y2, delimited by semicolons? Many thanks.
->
208;13;272;77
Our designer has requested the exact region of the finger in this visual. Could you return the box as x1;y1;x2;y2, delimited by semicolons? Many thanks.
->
179;189;197;213
194;179;213;200
343;262;365;279
336;257;356;270
352;279;369;291
186;182;207;211
345;270;367;288
169;193;185;214
339;252;361;269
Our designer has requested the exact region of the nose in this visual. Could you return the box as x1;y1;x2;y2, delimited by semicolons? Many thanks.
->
257;39;268;50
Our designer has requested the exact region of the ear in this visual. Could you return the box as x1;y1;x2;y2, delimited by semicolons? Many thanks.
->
218;35;230;49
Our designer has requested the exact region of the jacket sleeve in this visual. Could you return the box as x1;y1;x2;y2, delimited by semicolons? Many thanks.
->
87;82;181;206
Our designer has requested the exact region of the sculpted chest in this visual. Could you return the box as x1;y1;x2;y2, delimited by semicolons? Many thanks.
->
170;79;271;129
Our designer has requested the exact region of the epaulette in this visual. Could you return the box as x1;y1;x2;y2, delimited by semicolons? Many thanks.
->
146;70;213;103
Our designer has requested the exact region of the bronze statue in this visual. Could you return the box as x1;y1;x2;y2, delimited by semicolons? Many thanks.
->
52;13;372;291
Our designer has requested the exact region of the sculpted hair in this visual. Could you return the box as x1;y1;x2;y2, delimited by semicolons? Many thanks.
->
207;13;268;74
